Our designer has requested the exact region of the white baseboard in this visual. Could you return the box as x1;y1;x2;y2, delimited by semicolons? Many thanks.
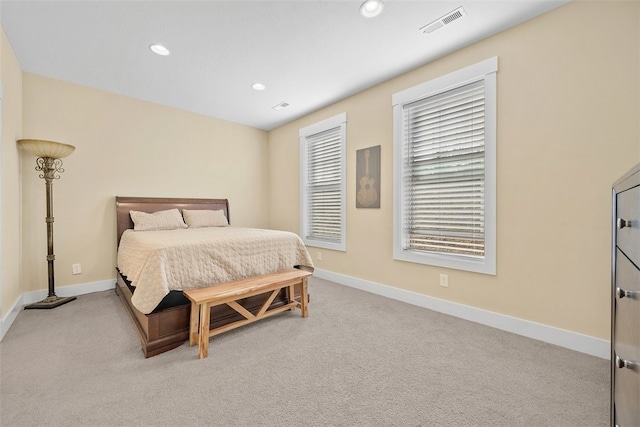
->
3;272;610;360
313;269;610;360
0;279;115;341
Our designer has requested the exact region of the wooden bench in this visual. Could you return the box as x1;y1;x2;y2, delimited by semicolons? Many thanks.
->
184;268;312;359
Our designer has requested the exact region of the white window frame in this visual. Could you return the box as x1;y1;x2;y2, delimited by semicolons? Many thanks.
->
300;112;347;251
392;57;497;275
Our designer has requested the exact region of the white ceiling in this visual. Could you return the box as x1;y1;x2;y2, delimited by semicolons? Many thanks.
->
1;0;570;131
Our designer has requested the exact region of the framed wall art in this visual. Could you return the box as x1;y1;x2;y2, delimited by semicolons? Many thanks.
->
356;145;381;208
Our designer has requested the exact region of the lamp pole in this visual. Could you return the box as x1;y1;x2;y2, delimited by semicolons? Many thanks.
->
18;139;77;309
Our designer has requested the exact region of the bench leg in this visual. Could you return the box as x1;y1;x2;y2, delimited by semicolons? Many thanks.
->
189;301;199;347
198;303;211;359
300;277;309;318
286;284;295;311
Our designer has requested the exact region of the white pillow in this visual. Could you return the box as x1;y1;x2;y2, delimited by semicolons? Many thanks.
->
130;208;187;231
182;209;229;228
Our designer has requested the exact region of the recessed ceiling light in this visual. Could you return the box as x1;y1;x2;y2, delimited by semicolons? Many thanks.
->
360;0;384;18
252;83;266;91
149;44;170;56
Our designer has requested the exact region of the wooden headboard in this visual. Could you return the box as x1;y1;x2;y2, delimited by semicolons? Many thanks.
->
115;197;230;246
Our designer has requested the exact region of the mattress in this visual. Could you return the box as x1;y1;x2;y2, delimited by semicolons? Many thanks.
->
117;227;314;314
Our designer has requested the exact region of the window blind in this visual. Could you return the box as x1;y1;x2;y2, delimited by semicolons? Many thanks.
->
306;126;343;243
402;80;485;257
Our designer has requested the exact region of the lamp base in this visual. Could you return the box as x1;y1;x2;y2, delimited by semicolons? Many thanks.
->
24;295;76;310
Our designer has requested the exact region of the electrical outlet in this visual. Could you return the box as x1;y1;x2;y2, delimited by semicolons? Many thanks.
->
439;274;448;287
317;252;322;261
72;263;82;275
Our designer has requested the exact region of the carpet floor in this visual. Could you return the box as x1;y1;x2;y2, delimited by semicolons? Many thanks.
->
0;277;609;426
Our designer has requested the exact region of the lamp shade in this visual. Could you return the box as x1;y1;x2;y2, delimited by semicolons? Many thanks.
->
17;139;76;159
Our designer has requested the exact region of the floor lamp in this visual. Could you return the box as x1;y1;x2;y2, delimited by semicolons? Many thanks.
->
18;139;77;309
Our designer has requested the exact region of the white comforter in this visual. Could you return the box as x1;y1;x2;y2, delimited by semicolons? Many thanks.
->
117;227;314;314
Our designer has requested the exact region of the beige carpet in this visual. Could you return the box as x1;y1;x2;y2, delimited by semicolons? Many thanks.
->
0;277;609;426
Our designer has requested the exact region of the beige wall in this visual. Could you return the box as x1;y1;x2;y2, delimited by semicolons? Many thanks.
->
1;28;23;317
268;1;640;340
20;74;269;294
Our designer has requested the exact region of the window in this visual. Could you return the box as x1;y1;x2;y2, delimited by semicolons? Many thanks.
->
393;57;497;274
300;113;347;251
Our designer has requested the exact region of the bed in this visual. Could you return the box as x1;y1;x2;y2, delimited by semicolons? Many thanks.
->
114;196;314;357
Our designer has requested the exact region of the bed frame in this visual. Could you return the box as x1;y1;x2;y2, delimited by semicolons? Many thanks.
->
114;196;293;358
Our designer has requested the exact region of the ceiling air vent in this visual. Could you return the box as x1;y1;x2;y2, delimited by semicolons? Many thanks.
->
272;101;289;111
419;6;466;35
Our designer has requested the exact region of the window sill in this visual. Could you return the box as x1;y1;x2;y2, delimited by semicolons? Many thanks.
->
303;239;346;252
393;247;495;275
